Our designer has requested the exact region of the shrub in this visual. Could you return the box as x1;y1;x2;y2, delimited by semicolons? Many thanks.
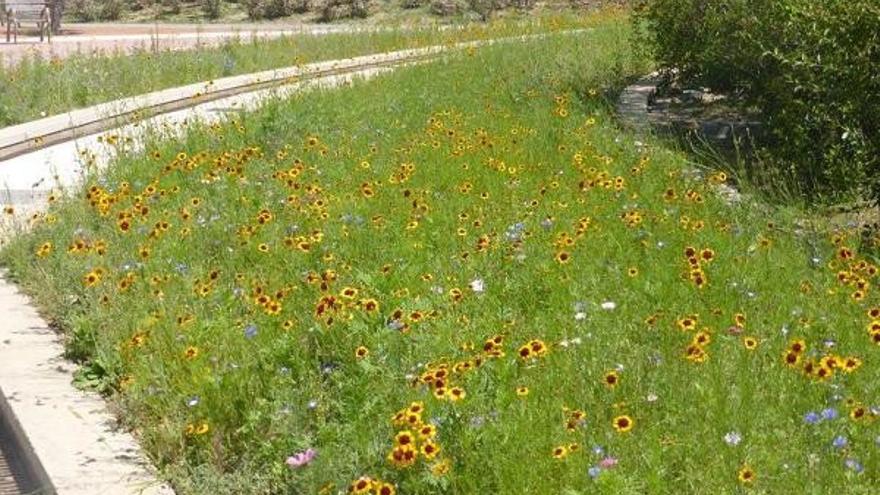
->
101;0;124;19
161;0;180;14
467;0;504;20
243;0;296;19
66;0;100;21
635;1;880;204
203;0;222;18
319;0;371;21
429;0;464;16
243;0;264;18
66;0;124;20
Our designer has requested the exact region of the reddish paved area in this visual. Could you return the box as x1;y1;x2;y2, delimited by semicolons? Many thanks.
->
0;22;355;66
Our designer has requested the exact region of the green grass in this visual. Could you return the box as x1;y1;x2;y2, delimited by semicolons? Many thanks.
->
0;13;588;127
4;9;880;494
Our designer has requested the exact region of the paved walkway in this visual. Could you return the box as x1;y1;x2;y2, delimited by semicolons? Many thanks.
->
0;22;362;66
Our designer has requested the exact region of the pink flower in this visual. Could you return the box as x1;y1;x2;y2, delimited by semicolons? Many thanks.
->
599;457;618;469
286;448;316;469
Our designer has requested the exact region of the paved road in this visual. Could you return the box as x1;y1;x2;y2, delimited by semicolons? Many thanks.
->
0;22;362;66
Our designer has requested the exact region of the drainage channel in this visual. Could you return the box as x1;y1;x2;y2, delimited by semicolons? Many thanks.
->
0;390;53;495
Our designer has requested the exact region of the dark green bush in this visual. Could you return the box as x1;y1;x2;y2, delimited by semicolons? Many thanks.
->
635;1;880;204
67;0;124;20
203;0;222;18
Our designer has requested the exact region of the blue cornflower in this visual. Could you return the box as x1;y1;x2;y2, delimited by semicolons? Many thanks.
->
803;412;820;424
833;435;848;449
821;408;839;421
845;458;864;474
244;324;258;339
588;466;601;479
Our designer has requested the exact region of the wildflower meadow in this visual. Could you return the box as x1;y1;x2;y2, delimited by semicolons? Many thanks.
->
3;9;880;495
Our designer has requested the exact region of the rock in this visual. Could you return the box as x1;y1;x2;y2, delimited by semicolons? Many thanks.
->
679;89;704;104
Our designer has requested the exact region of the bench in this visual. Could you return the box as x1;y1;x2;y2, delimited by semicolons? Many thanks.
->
1;0;52;43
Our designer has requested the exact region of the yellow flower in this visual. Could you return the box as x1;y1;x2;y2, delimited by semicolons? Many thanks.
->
420;440;441;460
82;270;102;287
36;241;53;257
551;445;569;459
555;251;572;264
431;458;451;477
743;336;758;350
612;415;634;433
349;477;373;494
355;346;369;359
737;465;755;484
603;370;620;389
447;387;466;402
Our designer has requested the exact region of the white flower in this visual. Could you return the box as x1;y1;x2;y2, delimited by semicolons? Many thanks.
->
646;393;658;403
724;431;742;446
600;301;616;310
574;311;587;321
469;278;485;293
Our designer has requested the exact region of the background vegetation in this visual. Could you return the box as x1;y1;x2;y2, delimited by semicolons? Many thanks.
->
61;0;624;22
634;0;880;206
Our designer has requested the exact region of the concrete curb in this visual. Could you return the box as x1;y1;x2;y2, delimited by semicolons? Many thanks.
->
0;273;174;495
